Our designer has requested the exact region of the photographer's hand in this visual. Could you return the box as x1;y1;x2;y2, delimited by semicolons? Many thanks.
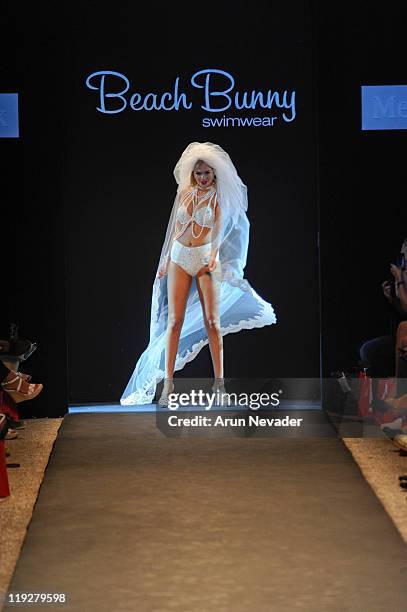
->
382;280;393;301
390;263;407;312
390;263;402;283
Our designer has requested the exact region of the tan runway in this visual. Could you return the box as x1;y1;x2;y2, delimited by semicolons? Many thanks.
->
4;412;407;612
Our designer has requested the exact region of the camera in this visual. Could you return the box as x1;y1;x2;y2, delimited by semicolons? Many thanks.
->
396;252;406;270
387;252;405;297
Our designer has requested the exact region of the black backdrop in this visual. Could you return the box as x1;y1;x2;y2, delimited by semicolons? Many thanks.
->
63;1;319;403
316;3;406;377
2;1;405;416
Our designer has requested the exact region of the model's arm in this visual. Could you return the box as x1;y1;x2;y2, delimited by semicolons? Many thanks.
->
157;188;188;279
208;200;221;271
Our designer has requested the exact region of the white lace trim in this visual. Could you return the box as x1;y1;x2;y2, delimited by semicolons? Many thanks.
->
150;279;161;337
120;300;276;406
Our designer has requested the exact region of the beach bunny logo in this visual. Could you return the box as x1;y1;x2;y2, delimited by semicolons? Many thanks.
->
85;68;297;128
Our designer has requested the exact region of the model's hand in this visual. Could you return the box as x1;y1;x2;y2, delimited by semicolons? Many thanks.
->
390;264;402;283
207;257;217;272
382;280;393;300
157;261;168;279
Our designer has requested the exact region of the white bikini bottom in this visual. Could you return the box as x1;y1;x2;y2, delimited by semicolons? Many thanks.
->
170;241;220;277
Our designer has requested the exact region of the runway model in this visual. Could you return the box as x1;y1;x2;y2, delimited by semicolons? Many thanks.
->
121;142;277;406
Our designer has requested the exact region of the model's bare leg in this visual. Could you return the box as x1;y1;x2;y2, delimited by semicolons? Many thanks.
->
158;261;192;405
159;260;192;402
196;263;223;379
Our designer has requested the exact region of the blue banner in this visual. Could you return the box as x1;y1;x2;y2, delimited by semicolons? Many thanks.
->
0;93;19;138
361;85;407;130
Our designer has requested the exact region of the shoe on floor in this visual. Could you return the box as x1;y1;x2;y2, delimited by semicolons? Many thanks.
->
381;417;403;431
382;427;403;439
5;429;18;440
1;371;43;404
6;417;25;430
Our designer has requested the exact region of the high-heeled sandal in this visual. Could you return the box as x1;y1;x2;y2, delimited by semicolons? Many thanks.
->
5;371;32;383
158;378;174;406
1;371;43;403
18;372;32;382
211;378;231;406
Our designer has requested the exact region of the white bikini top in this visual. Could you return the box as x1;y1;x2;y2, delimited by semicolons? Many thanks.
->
176;186;216;230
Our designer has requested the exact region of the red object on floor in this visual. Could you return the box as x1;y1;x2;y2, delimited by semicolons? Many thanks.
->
0;440;10;497
0;389;19;422
0;414;10;498
373;378;398;425
358;371;372;417
358;374;401;425
0;392;17;498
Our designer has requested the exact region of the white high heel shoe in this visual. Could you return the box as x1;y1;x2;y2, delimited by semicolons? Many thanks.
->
158;378;174;406
211;378;230;406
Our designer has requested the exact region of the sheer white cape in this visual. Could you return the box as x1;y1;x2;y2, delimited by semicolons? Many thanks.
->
120;142;277;405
